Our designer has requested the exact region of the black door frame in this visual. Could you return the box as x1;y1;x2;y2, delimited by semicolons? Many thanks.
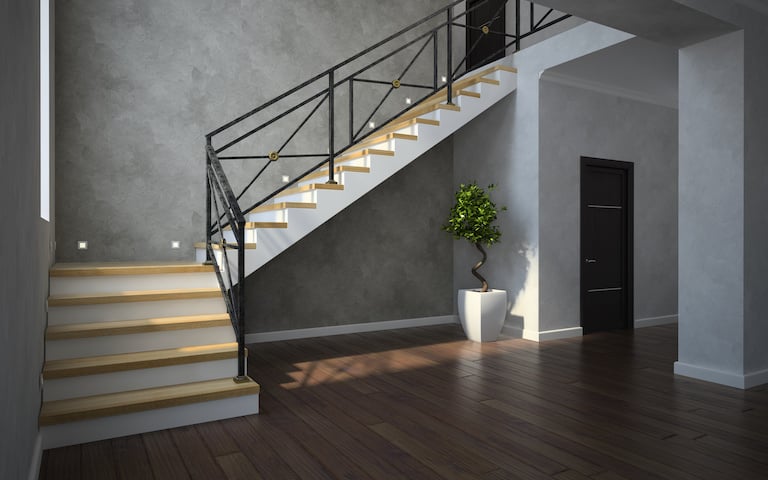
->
580;156;634;331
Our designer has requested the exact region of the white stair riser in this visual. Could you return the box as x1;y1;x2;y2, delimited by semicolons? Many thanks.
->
50;273;219;296
247;209;287;223
41;392;259;449
297;171;363;188
46;326;236;359
223;228;257;244
43;357;239;401
48;297;227;325
273;189;318;204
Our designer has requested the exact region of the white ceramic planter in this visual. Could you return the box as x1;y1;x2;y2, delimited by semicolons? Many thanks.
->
458;289;507;342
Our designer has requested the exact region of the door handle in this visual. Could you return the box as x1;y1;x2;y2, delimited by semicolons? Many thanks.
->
585;259;597;263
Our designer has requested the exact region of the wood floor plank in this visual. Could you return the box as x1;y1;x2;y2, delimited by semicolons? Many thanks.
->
219;416;299;480
142;429;191;480
81;441;118;480
41;445;81;480
215;452;263;480
112;435;155;480
169;425;227;480
38;325;768;480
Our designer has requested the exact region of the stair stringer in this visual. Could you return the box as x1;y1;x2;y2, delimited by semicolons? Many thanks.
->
198;68;517;281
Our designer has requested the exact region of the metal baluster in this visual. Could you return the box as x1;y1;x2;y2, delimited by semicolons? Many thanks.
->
327;70;337;184
446;6;453;105
204;141;212;264
516;0;521;51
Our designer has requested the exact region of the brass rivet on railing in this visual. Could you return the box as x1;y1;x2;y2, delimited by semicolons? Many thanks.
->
481;25;490;34
268;151;279;161
392;79;401;88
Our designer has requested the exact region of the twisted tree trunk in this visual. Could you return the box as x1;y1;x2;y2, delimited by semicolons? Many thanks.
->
472;242;489;292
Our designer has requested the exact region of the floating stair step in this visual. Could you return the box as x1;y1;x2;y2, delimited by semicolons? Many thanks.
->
373;117;439;138
48;288;222;307
220;221;287;233
43;342;239;380
194;242;257;250
275;182;344;199
40;377;260;426
50;262;214;277
250;202;316;213
45;313;231;340
334;148;394;165
457;89;481;98
299;165;370;184
344;132;417;154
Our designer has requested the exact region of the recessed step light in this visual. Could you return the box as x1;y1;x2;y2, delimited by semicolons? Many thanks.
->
171;241;180;249
405;97;412;105
281;175;290;183
369;121;375;128
77;241;88;250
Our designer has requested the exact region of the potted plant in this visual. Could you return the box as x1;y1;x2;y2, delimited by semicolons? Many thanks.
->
443;182;507;342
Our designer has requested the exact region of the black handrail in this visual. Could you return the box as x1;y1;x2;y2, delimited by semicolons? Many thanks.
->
204;0;571;380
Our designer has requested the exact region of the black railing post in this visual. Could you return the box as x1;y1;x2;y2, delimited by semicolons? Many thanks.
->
348;78;354;144
516;0;521;51
204;139;213;264
327;70;337;184
235;220;246;380
446;6;453;105
433;31;438;91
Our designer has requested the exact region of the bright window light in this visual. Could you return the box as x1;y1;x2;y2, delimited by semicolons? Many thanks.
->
40;0;50;221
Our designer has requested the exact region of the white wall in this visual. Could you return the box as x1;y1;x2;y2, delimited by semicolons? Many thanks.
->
538;81;678;332
453;22;633;338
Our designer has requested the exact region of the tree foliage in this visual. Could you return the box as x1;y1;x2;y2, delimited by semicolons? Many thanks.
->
443;182;505;246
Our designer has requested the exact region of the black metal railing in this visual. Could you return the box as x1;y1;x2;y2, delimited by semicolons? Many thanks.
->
204;0;571;380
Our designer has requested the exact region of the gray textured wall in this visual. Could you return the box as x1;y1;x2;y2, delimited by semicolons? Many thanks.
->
0;0;49;478
55;0;448;262
538;81;678;331
244;139;454;332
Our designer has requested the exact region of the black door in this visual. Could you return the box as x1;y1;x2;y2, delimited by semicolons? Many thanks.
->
466;0;506;71
580;157;633;334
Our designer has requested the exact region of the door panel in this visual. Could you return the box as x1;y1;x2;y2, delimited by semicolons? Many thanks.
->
466;0;506;71
581;158;633;334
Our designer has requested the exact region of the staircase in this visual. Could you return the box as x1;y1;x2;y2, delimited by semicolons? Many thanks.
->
195;63;518;274
40;0;571;448
40;263;259;449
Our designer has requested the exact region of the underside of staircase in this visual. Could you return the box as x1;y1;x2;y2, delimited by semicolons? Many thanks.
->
41;263;260;449
196;63;518;278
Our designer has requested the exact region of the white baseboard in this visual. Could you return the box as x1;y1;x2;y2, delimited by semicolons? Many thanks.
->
27;433;42;480
635;314;678;328
674;362;768;389
245;315;459;344
522;326;583;342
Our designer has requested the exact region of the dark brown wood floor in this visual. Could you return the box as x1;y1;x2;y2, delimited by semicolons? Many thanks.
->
40;324;768;479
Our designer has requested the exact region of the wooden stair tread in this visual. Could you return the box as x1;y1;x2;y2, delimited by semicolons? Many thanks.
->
43;342;239;379
250;202;316;213
48;288;222;306
334;148;395;164
51;262;214;277
40;377;260;426
343;132;417;154
222;221;287;231
300;166;370;183
372;117;440;138
194;242;257;250
46;313;232;340
275;183;344;198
